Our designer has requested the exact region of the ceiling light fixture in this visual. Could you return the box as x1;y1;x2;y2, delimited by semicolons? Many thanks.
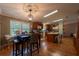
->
52;19;63;22
28;9;33;20
28;16;33;20
44;10;58;18
23;4;39;21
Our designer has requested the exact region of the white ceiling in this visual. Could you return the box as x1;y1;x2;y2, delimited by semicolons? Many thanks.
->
0;3;79;24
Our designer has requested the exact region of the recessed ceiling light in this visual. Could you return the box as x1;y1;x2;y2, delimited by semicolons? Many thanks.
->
44;10;58;18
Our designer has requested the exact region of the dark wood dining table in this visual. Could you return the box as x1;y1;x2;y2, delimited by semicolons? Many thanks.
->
13;34;31;56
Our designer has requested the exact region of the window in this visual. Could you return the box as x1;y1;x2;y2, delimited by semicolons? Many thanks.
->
10;20;30;36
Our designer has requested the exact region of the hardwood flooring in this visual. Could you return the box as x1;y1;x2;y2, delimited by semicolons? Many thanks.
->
0;37;77;56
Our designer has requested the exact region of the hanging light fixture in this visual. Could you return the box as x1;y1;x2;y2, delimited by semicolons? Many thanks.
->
28;8;33;20
23;4;39;21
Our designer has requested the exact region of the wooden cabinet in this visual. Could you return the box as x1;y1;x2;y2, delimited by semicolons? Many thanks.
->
31;22;43;30
46;24;52;32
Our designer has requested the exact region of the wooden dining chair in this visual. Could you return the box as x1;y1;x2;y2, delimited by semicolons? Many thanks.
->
29;33;40;56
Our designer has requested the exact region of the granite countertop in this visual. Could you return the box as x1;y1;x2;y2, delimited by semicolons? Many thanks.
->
47;32;59;34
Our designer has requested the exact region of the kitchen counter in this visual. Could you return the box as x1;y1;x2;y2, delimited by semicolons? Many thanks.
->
45;32;59;42
47;32;59;34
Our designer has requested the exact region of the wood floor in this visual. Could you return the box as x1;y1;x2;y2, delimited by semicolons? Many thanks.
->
0;37;77;56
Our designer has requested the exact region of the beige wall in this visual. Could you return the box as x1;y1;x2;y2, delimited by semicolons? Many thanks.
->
0;15;10;48
63;23;77;36
1;16;10;37
0;16;1;39
0;23;1;40
0;15;10;47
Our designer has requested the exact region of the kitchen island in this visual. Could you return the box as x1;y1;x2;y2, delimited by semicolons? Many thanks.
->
45;32;59;42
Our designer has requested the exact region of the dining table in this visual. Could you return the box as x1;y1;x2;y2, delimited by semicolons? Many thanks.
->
12;34;31;56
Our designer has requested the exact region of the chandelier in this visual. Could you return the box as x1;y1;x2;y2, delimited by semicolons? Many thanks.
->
23;4;39;20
